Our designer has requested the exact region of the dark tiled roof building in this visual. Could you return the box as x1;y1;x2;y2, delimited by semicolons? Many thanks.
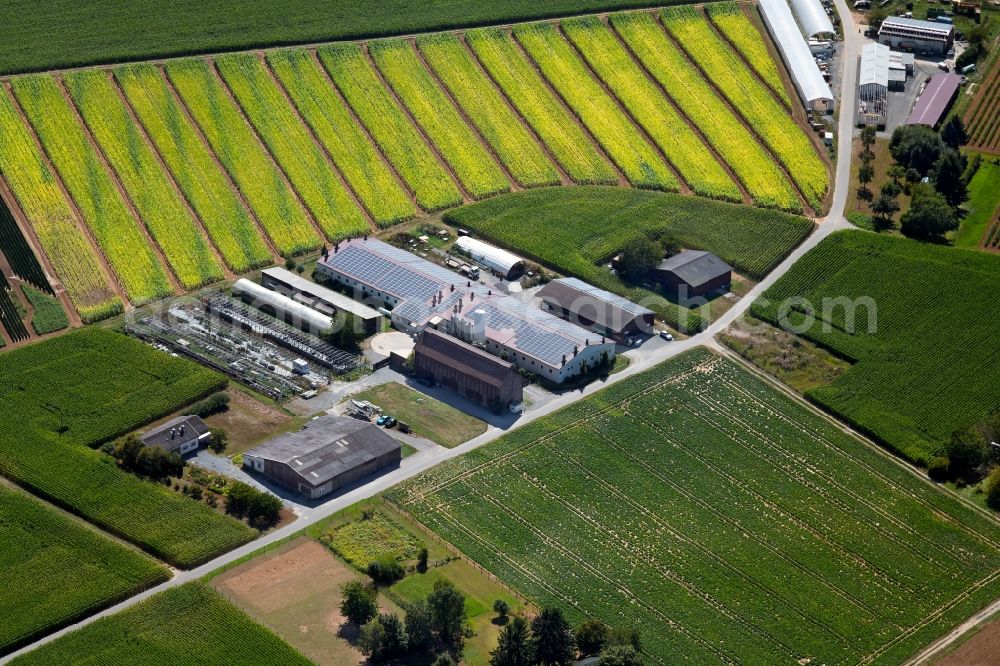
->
538;277;654;340
654;251;733;299
414;328;523;411
243;415;400;499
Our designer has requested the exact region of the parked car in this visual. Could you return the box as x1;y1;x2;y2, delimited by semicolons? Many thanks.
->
659;331;674;342
376;415;390;426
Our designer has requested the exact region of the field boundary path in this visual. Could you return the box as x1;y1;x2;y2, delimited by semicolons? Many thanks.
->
21;7;998;665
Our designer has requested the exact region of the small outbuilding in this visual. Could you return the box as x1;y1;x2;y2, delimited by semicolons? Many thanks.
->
261;267;383;334
653;251;733;299
538;277;654;341
453;237;526;280
140;415;210;456
413;327;523;411
243;415;400;499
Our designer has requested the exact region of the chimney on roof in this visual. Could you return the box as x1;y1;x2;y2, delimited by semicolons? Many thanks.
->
488;289;492;296
585;338;589;346
450;284;455;292
469;292;474;301
179;425;185;437
364;233;368;241
334;242;339;254
562;354;566;366
170;428;175;440
467;281;471;287
574;346;579;357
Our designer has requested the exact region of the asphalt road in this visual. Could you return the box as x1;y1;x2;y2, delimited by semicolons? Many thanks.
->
0;9;863;663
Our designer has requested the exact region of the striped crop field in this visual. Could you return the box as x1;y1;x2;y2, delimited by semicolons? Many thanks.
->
0;90;120;322
963;57;1000;153
318;43;463;212
114;64;272;273
64;70;223;290
389;348;1000;665
0;7;826;324
417;34;561;188
662;6;828;210
466;27;619;186
706;2;792;107
266;49;416;227
11;75;171;305
611;11;801;212
216;52;369;241
562;16;741;201
370;39;511;199
514;22;678;191
165;58;320;256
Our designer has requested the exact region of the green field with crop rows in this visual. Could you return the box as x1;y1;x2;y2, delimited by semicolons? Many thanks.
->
0;329;256;567
445;187;811;332
389;349;1000;665
9;583;312;666
0;487;168;656
752;231;1000;465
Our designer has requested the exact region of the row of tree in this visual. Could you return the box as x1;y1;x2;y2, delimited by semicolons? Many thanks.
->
491;609;642;666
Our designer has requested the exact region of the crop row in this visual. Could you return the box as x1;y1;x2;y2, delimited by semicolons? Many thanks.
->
0;197;50;293
562;16;741;201
389;350;1000;664
114;64;272;273
611;12;801;212
705;2;792;107
8;583;313;666
466;28;619;186
11;75;171;305
964;63;1000;150
662;6;828;210
0;90;120;321
64;70;223;290
216;52;369;241
319;43;463;212
0;487;168;656
514;22;677;191
0;287;29;342
370;39;510;199
266;49;416;227
417;34;561;188
752;231;1000;464
165;58;320;256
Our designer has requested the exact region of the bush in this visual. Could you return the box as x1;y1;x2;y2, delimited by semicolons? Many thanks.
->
575;619;610;657
985;468;1000;511
225;481;281;528
367;557;405;585
927;456;950;482
417;547;429;572
187;392;230;418
493;599;510;619
947;430;989;482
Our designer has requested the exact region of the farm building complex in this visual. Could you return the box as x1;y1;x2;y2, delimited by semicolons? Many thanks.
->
654;251;733;298
243;415;401;499
538;277;655;341
261;267;383;334
413;327;524;410
140;415;210;456
317;238;614;384
878;16;954;55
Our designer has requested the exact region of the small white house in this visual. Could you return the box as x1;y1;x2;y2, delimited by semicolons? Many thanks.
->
140;415;210;456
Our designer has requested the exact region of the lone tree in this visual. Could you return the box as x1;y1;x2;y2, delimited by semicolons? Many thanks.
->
940;116;968;150
900;185;958;242
490;615;532;666
531;607;575;666
857;160;875;200
889;125;944;176
428;580;466;650
618;237;662;283
340;580;378;626
359;613;408;663
859;125;876;159
932;148;968;207
575;619;610;658
871;192;900;231
493;599;510;621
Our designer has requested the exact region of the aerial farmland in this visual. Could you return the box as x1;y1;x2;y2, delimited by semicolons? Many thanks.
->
0;0;998;664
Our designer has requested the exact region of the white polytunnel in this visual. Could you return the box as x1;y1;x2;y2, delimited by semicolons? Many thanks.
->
789;0;836;38
758;0;835;112
231;278;333;334
453;236;526;280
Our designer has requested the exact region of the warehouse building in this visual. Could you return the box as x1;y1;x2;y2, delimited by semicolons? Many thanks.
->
907;73;963;127
789;0;835;38
141;415;210;456
317;239;614;384
413;327;523;411
261;267;382;334
878;17;954;55
231;278;332;336
758;0;835;111
453;236;526;280
243;415;400;499
654;251;733;299
538;277;654;341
